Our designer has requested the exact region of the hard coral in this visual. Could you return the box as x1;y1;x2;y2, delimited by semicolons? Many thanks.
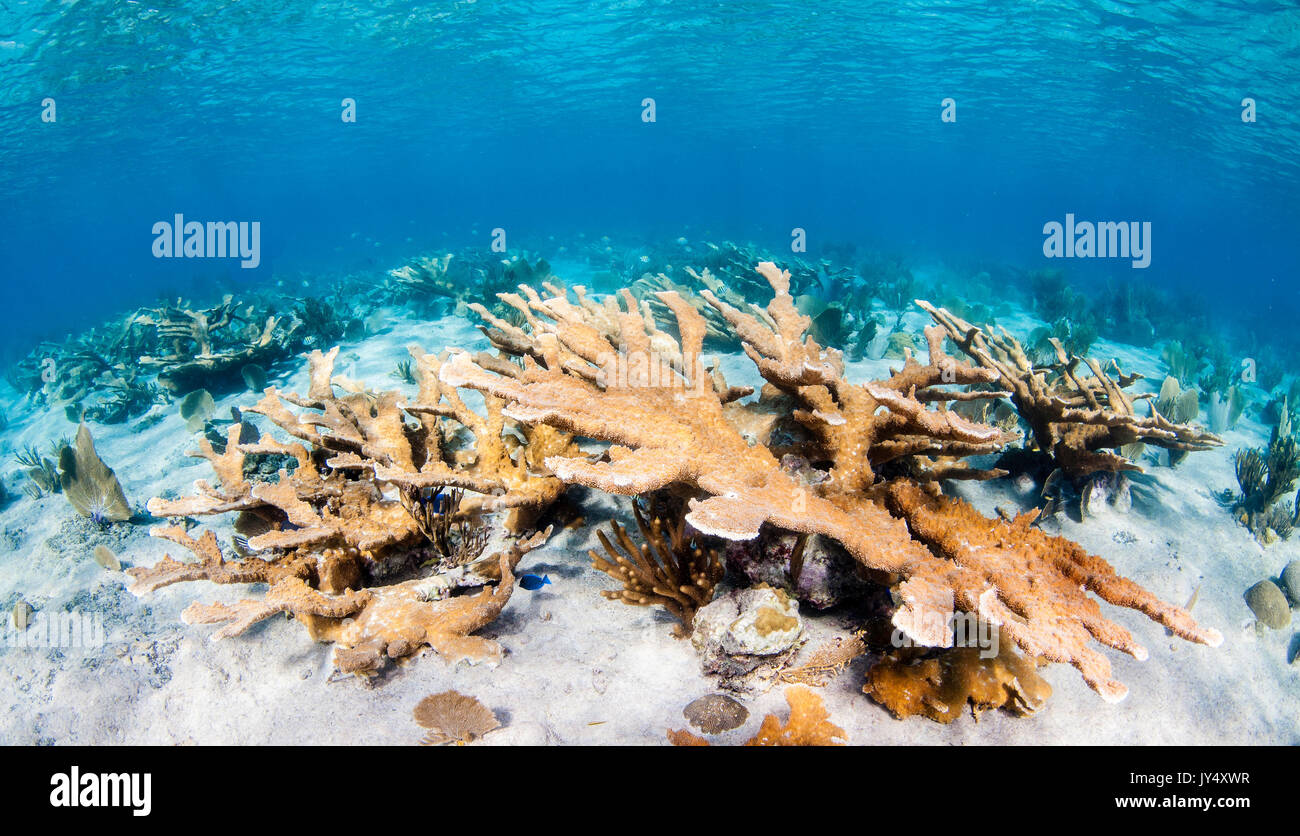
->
444;262;1222;702
919;300;1222;477
864;629;1052;723
129;345;564;673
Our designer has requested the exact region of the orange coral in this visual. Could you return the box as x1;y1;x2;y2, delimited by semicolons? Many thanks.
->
864;629;1053;723
918;300;1222;476
667;686;845;746
446;263;1221;702
129;344;563;672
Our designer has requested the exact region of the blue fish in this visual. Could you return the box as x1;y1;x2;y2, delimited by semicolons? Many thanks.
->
518;574;551;591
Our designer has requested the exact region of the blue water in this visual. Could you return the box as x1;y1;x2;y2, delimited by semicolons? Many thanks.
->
1;0;1297;356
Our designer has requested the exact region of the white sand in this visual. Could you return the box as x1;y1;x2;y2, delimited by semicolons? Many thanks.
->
1;298;1296;746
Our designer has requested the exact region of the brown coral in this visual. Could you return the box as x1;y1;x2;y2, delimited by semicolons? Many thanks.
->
918;300;1222;476
443;262;1222;703
59;423;132;522
133;297;300;394
589;494;724;636
413;690;500;745
128;344;564;672
130;525;548;673
667;686;845;746
864;629;1053;723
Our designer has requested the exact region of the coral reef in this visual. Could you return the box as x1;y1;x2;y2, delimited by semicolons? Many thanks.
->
386;250;553;318
126;345;566;672
131;296;301;394
441;261;1222;702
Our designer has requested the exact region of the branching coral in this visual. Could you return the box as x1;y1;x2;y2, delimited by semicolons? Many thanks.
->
919;301;1222;477
589;493;724;636
128;344;566;672
443;262;1222;703
133;296;301;394
129;523;549;673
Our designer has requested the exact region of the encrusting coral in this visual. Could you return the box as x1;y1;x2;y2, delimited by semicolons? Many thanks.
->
127;344;564;673
442;261;1222;703
863;628;1052;723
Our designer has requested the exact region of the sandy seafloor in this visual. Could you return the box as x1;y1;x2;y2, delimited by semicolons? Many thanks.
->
0;288;1297;746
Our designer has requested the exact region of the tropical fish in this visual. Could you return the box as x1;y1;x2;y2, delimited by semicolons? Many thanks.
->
518;574;551;591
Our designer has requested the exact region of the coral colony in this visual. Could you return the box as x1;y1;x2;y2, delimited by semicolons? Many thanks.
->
94;250;1225;715
19;235;1300;743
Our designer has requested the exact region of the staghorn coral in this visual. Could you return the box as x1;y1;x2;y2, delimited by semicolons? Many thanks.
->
128;345;567;672
442;262;1222;702
589;493;724;636
919;300;1223;477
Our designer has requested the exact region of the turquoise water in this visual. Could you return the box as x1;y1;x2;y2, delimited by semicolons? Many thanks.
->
1;0;1297;351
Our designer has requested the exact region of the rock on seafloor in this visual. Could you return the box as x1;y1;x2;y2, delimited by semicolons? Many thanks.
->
1280;560;1300;607
724;528;872;609
683;693;750;734
691;585;803;695
1245;580;1292;630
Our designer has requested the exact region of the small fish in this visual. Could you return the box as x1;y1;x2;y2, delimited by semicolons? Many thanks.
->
518;574;551;591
